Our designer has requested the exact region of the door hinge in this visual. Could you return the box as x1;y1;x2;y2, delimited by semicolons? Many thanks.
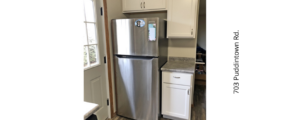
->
107;99;109;106
104;56;106;63
100;7;103;16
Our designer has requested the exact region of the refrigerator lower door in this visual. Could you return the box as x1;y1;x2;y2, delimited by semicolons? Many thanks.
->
114;56;159;120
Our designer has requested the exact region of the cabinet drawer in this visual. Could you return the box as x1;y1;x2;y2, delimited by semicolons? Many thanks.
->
162;71;193;86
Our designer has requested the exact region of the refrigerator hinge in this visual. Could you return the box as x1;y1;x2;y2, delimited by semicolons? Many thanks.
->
107;99;109;106
104;56;106;64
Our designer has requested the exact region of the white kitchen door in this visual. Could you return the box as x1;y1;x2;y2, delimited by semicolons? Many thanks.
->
84;0;109;120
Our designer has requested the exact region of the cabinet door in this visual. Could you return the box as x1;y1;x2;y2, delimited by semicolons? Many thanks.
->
143;0;166;10
162;83;191;119
167;0;198;38
122;0;143;12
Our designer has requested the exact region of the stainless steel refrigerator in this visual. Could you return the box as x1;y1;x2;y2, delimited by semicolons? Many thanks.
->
111;18;168;120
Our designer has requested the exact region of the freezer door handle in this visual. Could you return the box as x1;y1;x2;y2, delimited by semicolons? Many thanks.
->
115;55;155;60
173;76;180;79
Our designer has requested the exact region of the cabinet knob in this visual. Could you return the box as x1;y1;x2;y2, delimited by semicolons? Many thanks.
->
188;89;189;95
143;2;145;8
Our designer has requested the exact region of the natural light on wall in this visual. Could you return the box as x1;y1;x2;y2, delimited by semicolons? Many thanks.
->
83;0;100;69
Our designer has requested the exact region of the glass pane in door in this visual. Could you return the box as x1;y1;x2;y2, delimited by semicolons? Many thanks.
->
87;23;97;44
89;45;99;65
84;46;89;68
84;0;95;22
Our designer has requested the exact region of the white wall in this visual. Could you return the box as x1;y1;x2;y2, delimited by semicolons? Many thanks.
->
168;38;196;58
106;0;128;113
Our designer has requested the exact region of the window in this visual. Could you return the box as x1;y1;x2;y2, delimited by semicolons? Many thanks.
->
83;0;100;69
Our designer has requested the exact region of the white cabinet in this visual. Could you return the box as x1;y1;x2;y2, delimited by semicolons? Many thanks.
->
162;84;191;119
144;0;166;10
162;71;193;120
167;0;199;38
122;0;167;13
122;0;143;12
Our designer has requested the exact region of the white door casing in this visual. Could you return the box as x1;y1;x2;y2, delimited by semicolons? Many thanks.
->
84;0;109;120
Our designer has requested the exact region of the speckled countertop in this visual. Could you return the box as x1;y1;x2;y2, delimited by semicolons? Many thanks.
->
161;57;195;73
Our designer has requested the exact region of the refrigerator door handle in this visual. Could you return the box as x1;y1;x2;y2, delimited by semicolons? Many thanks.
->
115;55;155;60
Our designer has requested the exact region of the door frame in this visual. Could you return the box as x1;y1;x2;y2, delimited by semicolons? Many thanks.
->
102;0;115;118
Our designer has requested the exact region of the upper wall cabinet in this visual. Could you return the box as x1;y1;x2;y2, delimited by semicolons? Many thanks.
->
167;0;199;39
145;0;166;10
122;0;143;12
122;0;167;13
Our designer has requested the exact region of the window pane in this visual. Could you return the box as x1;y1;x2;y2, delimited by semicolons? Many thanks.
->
84;0;95;22
83;24;88;45
87;23;97;44
84;46;89;68
89;45;99;65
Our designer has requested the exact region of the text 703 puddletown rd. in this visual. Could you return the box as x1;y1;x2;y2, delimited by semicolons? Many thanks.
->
233;30;239;94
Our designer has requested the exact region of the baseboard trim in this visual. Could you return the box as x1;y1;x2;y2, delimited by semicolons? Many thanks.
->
112;112;117;118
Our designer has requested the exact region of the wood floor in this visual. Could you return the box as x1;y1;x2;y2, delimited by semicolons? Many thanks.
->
108;85;206;120
192;85;206;120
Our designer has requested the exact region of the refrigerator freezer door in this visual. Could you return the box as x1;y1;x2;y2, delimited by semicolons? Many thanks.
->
111;18;159;57
114;56;159;120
